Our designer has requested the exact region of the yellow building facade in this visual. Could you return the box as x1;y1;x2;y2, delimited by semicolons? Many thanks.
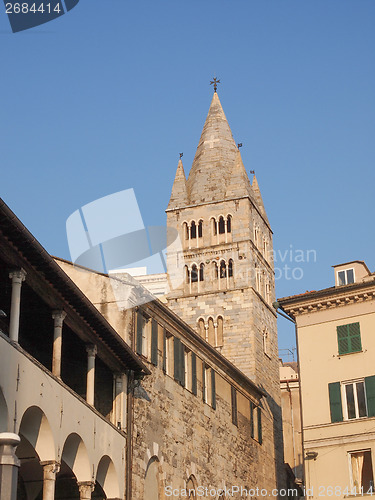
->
279;261;375;499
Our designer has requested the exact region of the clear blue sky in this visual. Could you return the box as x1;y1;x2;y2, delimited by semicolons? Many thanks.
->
1;0;375;356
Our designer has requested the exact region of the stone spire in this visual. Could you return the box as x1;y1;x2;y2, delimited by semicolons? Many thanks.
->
251;174;270;226
167;158;188;210
186;92;239;204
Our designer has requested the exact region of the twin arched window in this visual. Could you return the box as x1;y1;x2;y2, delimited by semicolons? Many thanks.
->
197;316;224;348
212;215;232;236
213;259;234;279
184;220;203;240
186;263;205;284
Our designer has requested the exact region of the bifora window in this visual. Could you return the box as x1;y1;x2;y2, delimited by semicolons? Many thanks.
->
337;322;362;355
338;268;355;285
342;380;368;419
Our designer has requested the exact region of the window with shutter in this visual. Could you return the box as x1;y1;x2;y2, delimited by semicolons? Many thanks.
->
250;401;254;439
151;319;158;366
365;376;375;418
174;338;181;383
337;322;362;355
162;329;167;373
257;407;262;445
211;369;216;410
231;386;238;426
202;362;206;403
191;353;197;396
328;382;343;422
136;312;144;356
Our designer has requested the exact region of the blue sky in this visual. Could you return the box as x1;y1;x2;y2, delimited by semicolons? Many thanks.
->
1;0;375;356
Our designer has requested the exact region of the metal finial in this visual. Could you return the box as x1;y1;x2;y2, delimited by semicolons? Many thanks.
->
237;143;243;149
250;170;255;175
210;77;221;93
179;152;183;159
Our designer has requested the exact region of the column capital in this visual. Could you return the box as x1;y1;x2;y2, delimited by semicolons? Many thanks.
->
52;310;66;324
0;432;21;467
86;344;97;357
77;481;95;499
9;268;26;283
40;460;60;477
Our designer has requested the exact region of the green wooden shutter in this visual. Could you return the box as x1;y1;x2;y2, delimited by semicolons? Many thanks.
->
250;401;254;438
328;382;343;422
257;407;262;444
191;353;197;395
365;376;375;417
202;363;206;403
162;329;167;373
348;322;361;352
231;386;238;426
136;313;143;355
174;337;180;382
337;322;361;354
151;319;158;366
211;369;216;410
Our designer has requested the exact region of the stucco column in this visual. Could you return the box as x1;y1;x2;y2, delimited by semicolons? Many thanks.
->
0;433;21;500
77;481;95;500
40;460;60;500
8;269;27;342
86;345;97;406
52;311;66;378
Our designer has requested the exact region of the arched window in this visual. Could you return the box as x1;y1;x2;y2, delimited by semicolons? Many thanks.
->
211;218;217;236
198;318;205;338
191;264;198;283
144;457;160;500
198;220;203;238
220;260;226;279
190;221;197;239
265;281;270;303
185;265;189;284
213;262;218;279
186;475;197;498
208;317;215;345
254;226;259;247
228;259;233;278
217;316;224;347
199;263;204;282
183;222;189;240
263;330;269;355
227;215;232;233
218;216;225;234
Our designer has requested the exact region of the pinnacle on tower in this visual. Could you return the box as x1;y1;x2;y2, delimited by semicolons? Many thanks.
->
167;158;188;210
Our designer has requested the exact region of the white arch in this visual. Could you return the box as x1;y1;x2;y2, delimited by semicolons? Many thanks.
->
19;406;55;462
0;386;8;432
61;432;91;482
96;455;120;498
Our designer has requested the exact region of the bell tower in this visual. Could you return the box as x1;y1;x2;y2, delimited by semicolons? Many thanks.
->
166;89;283;488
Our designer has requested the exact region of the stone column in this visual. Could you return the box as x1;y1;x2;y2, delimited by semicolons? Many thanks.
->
0;433;21;500
40;460;60;500
8;269;27;342
52;311;66;378
86;345;97;406
77;481;95;500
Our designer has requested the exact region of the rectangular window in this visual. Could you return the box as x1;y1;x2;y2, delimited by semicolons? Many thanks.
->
343;380;368;419
185;349;192;391
136;312;150;358
337;322;362;355
191;353;197;396
204;365;212;405
349;450;374;494
338;268;355;286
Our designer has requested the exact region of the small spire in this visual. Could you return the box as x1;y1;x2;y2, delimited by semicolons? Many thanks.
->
167;158;189;210
252;175;270;226
210;77;221;93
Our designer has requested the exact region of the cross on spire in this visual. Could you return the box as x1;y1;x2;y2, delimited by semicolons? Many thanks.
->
210;77;220;93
